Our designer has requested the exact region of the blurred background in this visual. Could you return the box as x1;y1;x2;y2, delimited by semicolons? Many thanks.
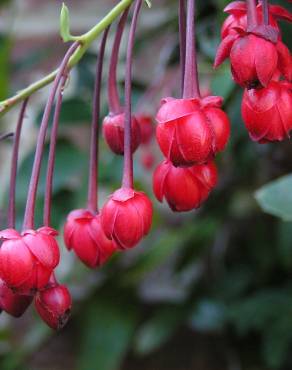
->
0;0;292;369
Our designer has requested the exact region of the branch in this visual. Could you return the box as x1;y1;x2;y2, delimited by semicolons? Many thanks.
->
0;0;136;117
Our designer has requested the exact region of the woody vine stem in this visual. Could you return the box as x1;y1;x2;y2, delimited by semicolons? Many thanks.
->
0;0;151;117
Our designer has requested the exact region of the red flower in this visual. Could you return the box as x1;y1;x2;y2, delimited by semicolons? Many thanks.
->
241;80;292;142
155;97;230;167
102;113;141;155
64;209;116;268
0;279;33;317
135;114;154;145
0;227;60;294
153;160;218;212
214;29;291;88
101;188;153;249
221;1;292;39
35;283;71;330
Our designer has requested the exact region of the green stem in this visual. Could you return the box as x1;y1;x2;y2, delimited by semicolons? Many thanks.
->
0;0;135;117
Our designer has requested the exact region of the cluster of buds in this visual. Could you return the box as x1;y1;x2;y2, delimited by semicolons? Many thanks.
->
0;0;290;330
214;0;292;142
153;0;230;212
0;0;155;330
64;0;153;266
0;41;80;328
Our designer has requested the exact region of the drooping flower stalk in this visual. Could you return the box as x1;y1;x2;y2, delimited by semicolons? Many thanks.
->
108;8;130;114
183;0;201;99
23;42;79;230
8;98;29;228
246;0;258;29
179;0;186;95
87;27;110;213
43;75;67;227
261;0;269;25
122;0;142;189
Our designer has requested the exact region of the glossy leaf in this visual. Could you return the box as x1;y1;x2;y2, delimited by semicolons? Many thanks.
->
255;174;292;221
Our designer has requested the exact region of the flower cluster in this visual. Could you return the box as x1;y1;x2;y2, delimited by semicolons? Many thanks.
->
153;0;230;212
0;44;78;327
0;0;290;330
215;0;292;142
64;0;153;271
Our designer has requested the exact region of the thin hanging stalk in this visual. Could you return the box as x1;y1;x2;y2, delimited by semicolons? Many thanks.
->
23;42;79;230
43;75;67;227
246;0;258;29
179;0;186;96
87;27;110;213
261;0;269;25
122;0;142;189
8;98;29;228
183;0;201;99
108;8;130;114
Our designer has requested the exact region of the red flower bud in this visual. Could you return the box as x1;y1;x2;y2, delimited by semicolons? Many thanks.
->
64;209;116;268
155;97;230;166
241;80;292;142
230;35;277;88
102;113;141;155
153;160;218;212
35;283;71;330
215;31;291;88
0;279;33;317
221;1;292;39
101;188;153;249
135;114;154;145
0;227;60;294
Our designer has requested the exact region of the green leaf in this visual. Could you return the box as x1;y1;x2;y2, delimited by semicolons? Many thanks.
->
276;221;292;270
59;97;92;125
189;299;226;332
60;3;72;42
227;289;292;335
77;299;138;370
212;267;254;300
255;174;292;221
262;317;292;369
134;307;182;355
122;223;196;283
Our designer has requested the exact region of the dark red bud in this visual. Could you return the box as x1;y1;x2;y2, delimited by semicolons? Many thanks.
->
155;97;230;167
102;113;141;155
64;209;116;268
0;227;60;295
241;80;292;142
35;283;72;330
0;279;33;317
153;160;217;212
101;188;153;249
230;34;278;88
